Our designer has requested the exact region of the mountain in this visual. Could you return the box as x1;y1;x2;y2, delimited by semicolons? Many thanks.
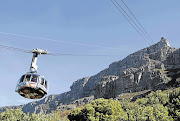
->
0;38;179;114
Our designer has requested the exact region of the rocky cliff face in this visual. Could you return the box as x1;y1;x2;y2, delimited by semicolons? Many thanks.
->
0;38;179;114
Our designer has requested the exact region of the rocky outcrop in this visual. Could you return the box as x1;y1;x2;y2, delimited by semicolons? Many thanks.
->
0;38;179;114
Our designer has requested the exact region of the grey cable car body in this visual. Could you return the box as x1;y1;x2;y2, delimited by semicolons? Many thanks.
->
15;49;49;99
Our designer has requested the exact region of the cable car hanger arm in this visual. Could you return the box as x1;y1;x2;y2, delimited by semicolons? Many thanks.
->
29;48;49;73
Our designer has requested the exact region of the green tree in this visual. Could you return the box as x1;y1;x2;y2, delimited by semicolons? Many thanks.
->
166;89;180;120
68;98;128;121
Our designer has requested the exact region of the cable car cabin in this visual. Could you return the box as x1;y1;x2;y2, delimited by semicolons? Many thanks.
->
15;73;48;99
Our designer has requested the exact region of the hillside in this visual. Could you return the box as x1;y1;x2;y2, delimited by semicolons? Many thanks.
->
68;87;180;121
1;87;180;120
0;37;179;114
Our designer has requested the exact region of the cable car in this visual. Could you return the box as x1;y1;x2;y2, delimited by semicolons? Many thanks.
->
15;49;49;99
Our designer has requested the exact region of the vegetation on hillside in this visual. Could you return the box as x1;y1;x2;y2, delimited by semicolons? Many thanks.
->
1;87;180;121
0;108;70;121
68;87;180;121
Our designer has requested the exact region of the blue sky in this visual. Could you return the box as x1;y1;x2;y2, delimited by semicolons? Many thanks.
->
0;0;180;107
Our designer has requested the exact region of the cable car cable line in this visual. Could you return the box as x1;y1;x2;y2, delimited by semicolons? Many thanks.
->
0;31;122;50
0;43;122;57
120;0;154;43
0;44;30;53
113;0;153;44
110;0;151;45
47;53;119;57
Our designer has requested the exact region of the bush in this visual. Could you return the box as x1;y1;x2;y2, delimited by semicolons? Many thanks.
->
68;98;128;121
0;108;70;121
68;89;180;121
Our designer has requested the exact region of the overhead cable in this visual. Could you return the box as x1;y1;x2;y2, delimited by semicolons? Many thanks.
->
113;0;153;44
110;0;151;45
0;43;159;57
120;0;154;43
47;53;119;57
0;43;122;57
0;31;121;50
0;44;30;53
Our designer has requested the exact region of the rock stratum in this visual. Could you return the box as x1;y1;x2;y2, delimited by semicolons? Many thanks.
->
0;38;180;114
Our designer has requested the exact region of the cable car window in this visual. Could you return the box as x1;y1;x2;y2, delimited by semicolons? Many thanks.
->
25;75;31;82
40;78;44;85
44;80;47;88
31;75;38;82
20;75;25;83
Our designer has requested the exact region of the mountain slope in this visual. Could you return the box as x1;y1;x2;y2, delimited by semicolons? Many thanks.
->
0;38;179;114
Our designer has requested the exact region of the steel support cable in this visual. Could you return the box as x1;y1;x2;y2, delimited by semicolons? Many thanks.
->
0;43;160;57
47;53;119;57
0;32;122;50
0;43;123;57
120;0;154;43
113;0;153;44
110;0;151;45
0;44;30;53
